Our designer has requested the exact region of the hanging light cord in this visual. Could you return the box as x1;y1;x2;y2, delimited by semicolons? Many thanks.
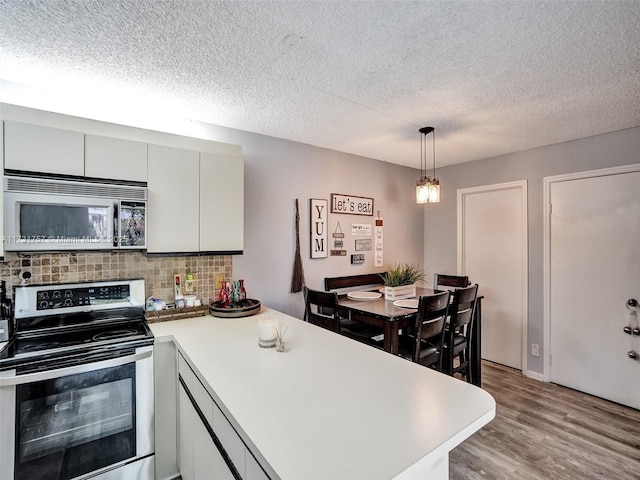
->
420;129;425;179
432;128;436;178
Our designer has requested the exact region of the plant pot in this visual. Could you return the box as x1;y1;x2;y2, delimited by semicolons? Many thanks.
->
384;284;416;301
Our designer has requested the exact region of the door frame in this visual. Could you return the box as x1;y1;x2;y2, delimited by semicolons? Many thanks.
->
543;163;640;381
457;180;529;375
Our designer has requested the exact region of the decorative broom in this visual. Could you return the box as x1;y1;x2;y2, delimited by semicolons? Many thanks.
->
290;198;305;293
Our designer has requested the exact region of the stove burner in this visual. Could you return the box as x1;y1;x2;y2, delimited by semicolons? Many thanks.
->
92;329;139;342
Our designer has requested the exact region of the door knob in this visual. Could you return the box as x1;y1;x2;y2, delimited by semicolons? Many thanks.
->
629;350;638;360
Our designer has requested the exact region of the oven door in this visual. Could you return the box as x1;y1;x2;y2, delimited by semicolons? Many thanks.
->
0;346;154;480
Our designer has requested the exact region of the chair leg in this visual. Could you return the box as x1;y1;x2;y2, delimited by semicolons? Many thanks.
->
459;350;473;383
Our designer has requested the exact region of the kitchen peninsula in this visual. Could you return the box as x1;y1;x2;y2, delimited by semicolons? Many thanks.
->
150;308;495;480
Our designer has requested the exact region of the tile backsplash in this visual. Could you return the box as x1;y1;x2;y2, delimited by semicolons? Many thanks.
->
0;252;233;305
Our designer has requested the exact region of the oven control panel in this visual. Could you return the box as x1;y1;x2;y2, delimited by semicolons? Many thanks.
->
36;285;131;311
14;279;146;318
13;278;146;320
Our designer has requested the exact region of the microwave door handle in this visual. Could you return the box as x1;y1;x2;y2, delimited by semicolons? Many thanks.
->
114;202;119;247
0;348;152;387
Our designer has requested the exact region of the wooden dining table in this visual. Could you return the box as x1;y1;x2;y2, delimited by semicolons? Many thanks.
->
337;287;483;387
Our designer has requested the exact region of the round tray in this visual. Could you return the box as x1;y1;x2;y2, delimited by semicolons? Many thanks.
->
209;299;262;318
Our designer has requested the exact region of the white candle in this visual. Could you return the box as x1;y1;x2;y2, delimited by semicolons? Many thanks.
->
258;316;277;348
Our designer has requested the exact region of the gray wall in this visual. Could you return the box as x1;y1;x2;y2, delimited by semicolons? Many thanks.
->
424;126;640;375
214;129;424;320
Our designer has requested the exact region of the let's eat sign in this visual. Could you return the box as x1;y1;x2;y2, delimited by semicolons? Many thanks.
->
331;194;374;216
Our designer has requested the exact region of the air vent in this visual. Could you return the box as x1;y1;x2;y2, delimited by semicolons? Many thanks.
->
5;176;147;201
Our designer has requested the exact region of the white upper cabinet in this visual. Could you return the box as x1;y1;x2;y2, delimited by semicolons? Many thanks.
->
148;147;244;255
147;144;200;254
0;124;3;258
4;121;84;176
85;134;147;182
1;108;244;254
200;152;244;252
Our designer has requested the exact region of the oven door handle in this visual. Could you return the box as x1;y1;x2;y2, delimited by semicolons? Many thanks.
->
0;347;152;387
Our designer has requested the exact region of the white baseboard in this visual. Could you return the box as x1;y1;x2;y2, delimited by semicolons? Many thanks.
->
525;370;544;382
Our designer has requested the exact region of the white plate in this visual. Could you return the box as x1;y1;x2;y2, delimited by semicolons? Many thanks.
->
347;291;382;301
393;299;419;309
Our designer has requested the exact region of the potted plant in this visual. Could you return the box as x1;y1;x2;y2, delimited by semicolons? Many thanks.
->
380;263;425;300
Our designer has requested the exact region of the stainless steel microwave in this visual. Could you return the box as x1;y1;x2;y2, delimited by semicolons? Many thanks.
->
3;173;147;252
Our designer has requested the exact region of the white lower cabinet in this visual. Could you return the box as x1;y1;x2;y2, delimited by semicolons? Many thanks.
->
179;383;234;480
193;412;234;480
212;401;246;478
245;453;269;480
178;385;196;480
178;353;270;480
154;341;179;479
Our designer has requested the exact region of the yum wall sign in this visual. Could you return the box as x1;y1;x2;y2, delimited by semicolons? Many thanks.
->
310;198;328;259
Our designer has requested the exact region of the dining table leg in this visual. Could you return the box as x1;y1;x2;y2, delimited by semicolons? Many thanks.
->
470;297;482;387
384;322;400;355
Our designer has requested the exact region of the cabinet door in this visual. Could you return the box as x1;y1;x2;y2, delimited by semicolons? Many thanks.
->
193;417;235;480
4;121;84;176
212;401;246;478
0;123;4;259
147;144;199;253
85;134;147;182
199;152;244;252
154;341;179;480
178;385;195;480
246;452;270;480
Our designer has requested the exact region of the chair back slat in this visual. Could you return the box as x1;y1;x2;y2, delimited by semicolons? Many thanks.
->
434;273;470;291
324;273;386;295
304;287;340;333
442;283;479;382
412;290;450;365
449;284;477;330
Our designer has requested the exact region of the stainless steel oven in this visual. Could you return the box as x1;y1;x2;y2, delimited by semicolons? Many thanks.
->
0;279;154;480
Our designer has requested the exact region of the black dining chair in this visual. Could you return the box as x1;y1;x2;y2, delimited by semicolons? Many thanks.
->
442;284;478;383
303;287;342;332
433;273;470;292
303;287;382;346
397;291;451;370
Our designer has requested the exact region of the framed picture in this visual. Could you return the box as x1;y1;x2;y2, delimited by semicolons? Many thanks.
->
310;198;328;259
355;238;372;251
351;254;365;265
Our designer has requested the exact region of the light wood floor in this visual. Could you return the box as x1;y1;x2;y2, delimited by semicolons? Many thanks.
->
450;361;640;480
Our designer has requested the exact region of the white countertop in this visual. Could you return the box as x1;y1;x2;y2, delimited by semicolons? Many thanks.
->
150;308;495;480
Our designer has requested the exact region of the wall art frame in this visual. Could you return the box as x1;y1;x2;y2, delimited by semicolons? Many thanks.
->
310;198;328;259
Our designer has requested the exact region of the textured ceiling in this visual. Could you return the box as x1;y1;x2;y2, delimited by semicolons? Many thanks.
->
1;0;639;168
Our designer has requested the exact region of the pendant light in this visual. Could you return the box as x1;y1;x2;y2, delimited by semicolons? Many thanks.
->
416;126;440;204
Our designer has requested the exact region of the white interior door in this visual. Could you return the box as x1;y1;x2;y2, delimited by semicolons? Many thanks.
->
547;166;640;409
458;181;527;371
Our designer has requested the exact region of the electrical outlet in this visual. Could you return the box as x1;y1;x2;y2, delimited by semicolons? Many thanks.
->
531;343;540;357
215;273;224;290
